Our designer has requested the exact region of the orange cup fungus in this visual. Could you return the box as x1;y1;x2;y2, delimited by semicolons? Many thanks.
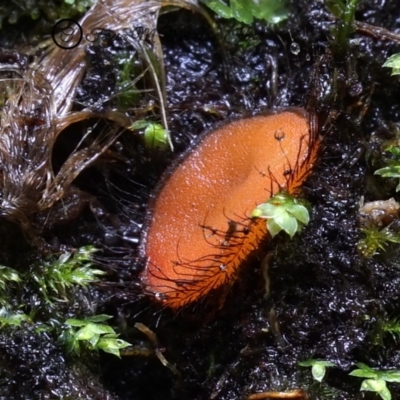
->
140;108;319;309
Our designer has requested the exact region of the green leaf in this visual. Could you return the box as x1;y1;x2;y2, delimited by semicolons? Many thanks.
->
252;203;277;218
251;207;264;218
58;252;72;264
312;363;327;382
65;318;87;327
349;363;379;379
374;166;400;178
74;324;98;341
0;266;21;283
97;336;131;358
298;359;335;367
130;120;152;130
355;362;377;372
144;123;168;149
75;322;114;338
383;53;400;76
380;371;400;383
86;314;112;323
349;368;378;379
59;328;81;354
388;146;400;156
286;204;310;224
201;0;288;24
324;0;345;18
87;323;115;335
62;314;128;357
88;333;100;348
298;359;335;382
361;379;391;400
130;120;168;149
275;211;298;238
0;309;30;326
298;359;315;367
204;0;233;18
230;0;253;24
252;192;310;238
74;245;98;261
251;0;288;23
267;218;283;237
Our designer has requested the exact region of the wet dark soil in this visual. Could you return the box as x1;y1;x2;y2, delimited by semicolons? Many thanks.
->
2;0;400;399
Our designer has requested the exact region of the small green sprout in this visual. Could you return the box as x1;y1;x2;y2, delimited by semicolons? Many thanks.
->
298;359;336;382
200;0;288;25
252;192;310;238
357;226;400;258
383;53;400;76
130;120;168;149
349;363;400;400
60;315;131;358
31;246;104;303
374;146;400;191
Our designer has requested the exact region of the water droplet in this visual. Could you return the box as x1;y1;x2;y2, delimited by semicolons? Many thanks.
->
155;292;166;300
290;42;300;55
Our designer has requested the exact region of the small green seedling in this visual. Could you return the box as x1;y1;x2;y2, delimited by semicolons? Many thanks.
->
374;146;400;191
60;314;131;358
383;53;400;76
252;192;310;238
349;362;400;400
130;120;168;149
200;0;288;25
298;359;336;382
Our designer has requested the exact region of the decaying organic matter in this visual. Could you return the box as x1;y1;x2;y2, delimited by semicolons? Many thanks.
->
0;0;216;246
0;63;128;244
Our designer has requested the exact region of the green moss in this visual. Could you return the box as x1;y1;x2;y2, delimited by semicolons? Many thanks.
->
0;0;95;28
0;265;20;308
358;226;400;258
380;317;400;341
30;246;104;304
0;246;131;359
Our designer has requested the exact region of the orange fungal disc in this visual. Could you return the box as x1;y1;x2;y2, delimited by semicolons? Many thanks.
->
140;108;320;309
